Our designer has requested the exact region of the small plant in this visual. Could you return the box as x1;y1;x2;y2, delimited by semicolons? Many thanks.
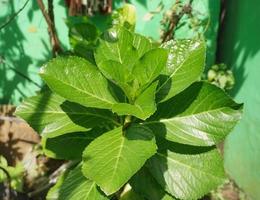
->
0;156;24;198
15;25;242;199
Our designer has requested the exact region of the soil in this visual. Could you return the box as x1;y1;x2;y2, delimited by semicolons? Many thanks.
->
0;105;63;200
0;105;40;165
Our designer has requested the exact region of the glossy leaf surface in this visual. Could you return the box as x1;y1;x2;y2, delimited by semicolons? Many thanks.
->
82;125;157;195
40;56;117;109
15;92;116;137
148;140;225;200
148;82;242;146
58;165;108;200
157;39;206;102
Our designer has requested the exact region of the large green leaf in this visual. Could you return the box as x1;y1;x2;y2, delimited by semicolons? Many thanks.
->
82;125;157;195
147;82;242;146
95;27;137;77
15;92;118;138
132;48;168;88
40;56;117;109
42;129;104;160
147;140;225;200
130;167;175;200
112;81;158;120
58;164;108;200
157;39;206;102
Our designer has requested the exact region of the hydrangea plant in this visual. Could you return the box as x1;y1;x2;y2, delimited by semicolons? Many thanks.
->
15;26;242;200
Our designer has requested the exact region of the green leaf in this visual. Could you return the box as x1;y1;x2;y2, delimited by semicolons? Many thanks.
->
157;39;206;102
46;170;69;200
67;16;99;43
130;167;176;200
147;82;242;146
42;129;103;160
94;27;155;100
132;48;168;88
82;125;157;195
132;33;153;58
58;164;108;200
147;140;225;200
95;60;134;98
15;92;117;138
112;81;158;120
40;56;117;109
95;27;137;75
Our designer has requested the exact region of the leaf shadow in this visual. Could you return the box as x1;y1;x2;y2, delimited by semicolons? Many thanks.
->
145;112;216;199
152;82;203;121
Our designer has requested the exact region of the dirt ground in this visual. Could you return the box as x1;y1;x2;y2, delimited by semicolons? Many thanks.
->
0;105;63;199
0;105;40;166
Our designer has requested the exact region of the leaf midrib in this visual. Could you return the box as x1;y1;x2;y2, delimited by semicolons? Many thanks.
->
84;182;96;200
159;106;239;122
110;136;125;186
156;44;203;93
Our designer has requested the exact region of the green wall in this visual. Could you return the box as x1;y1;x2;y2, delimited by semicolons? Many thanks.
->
0;0;69;105
218;1;260;199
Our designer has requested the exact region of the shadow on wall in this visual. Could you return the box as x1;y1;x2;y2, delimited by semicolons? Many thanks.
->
217;0;260;199
0;0;68;105
0;1;45;103
205;0;220;69
217;0;260;96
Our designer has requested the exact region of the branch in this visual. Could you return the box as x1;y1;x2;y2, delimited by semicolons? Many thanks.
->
0;0;30;31
27;161;76;198
161;0;193;43
37;0;62;56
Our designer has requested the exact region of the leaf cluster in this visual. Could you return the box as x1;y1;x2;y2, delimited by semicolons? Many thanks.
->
16;20;242;200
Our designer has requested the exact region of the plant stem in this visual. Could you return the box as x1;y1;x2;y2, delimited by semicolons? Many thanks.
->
27;161;76;198
161;0;193;43
0;0;30;31
37;0;62;57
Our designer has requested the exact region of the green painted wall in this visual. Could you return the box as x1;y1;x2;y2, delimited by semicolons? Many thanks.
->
0;0;220;105
218;1;260;199
0;0;69;105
